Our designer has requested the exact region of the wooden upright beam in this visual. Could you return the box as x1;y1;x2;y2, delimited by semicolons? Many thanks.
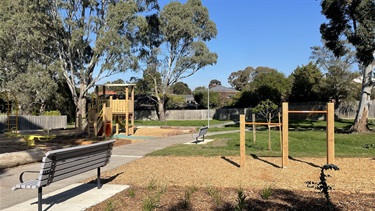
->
327;103;335;164
130;85;134;135
240;114;246;168
282;102;289;168
252;113;256;144
125;86;129;136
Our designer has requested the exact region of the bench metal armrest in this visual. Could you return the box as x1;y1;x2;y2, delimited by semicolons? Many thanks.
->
19;171;39;183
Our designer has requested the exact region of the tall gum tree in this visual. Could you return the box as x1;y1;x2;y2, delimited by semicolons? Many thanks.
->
140;0;218;121
49;0;158;122
0;0;58;114
320;0;375;132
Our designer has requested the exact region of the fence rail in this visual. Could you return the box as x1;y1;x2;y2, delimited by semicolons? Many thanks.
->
0;116;67;132
0;102;372;132
134;101;375;121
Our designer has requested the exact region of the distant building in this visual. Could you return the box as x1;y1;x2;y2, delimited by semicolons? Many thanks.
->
182;95;199;109
209;85;239;99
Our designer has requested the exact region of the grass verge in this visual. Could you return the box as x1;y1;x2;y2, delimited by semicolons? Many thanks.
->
147;129;375;157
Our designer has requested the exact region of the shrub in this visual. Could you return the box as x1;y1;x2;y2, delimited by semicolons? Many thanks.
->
42;110;61;116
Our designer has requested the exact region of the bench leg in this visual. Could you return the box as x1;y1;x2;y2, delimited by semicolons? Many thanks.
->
38;187;42;211
97;168;101;189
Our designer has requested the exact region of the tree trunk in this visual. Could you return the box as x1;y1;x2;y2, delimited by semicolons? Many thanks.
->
158;101;166;122
351;63;374;133
39;100;46;115
74;84;87;130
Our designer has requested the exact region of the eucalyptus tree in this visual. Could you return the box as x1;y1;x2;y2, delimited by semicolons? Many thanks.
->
310;45;360;107
1;0;158;117
48;0;158;120
320;0;375;132
228;66;254;91
139;0;218;121
0;0;58;114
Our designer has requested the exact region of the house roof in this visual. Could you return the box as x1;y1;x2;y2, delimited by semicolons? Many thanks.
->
95;83;136;87
210;85;239;93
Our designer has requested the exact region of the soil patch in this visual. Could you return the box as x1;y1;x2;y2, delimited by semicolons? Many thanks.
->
134;127;194;137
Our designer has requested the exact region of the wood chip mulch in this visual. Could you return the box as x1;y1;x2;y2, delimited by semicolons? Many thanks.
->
87;156;375;210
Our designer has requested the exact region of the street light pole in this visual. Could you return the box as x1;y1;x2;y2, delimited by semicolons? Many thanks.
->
207;84;210;128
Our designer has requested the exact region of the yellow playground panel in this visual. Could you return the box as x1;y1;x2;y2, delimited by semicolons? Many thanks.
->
88;84;135;137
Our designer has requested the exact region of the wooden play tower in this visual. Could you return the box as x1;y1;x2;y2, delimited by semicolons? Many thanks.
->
88;84;135;137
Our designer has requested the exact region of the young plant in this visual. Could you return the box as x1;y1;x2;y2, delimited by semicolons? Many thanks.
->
142;179;167;211
260;186;274;200
105;200;115;211
181;186;196;209
127;187;135;198
251;99;279;151
147;179;158;191
142;195;159;211
306;164;339;210
235;188;247;211
207;186;222;206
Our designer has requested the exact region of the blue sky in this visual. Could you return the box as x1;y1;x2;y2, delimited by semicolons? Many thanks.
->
102;0;327;90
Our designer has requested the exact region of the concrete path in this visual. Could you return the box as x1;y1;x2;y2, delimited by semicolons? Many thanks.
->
0;132;195;210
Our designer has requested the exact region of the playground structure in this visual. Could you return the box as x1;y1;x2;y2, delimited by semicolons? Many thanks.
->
0;89;18;133
87;84;135;137
240;102;335;168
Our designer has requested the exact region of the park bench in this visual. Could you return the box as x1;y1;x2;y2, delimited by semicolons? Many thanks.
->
11;139;116;211
195;126;208;142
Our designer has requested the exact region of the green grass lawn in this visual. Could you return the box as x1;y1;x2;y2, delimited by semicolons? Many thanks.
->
135;119;233;127
147;128;375;158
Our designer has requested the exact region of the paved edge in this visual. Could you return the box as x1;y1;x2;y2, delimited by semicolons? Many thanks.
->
3;183;129;211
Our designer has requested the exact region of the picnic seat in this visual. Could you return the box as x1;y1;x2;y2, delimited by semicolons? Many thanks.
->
12;139;115;211
195;126;208;142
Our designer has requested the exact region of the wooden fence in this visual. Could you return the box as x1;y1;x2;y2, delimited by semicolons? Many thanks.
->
0;116;67;132
134;101;375;121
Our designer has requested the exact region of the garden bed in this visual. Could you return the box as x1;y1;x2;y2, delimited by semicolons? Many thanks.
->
86;156;375;210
